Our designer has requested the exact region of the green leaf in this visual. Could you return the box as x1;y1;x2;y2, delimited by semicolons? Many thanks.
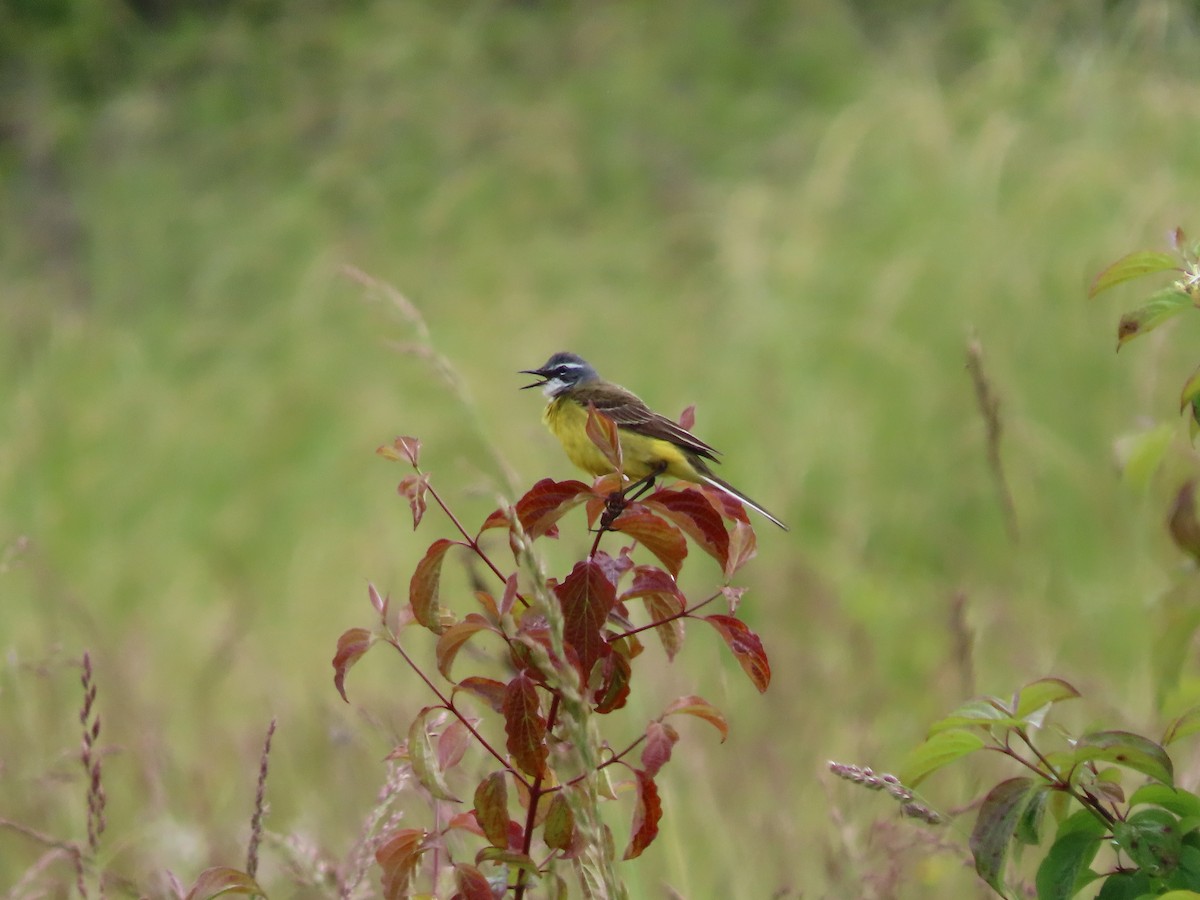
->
1180;364;1200;415
900;728;986;787
1114;423;1175;490
1154;580;1200;708
1015;678;1082;719
928;699;1021;734
1169;483;1200;563
409;538;459;634
1116;287;1192;350
474;847;541;878
1165;708;1200;746
1094;869;1151;899
1090;250;1179;298
1035;810;1106;900
1073;731;1175;787
970;777;1035;892
1113;808;1183;877
408;707;460;802
473;772;511;850
1172;843;1200;889
1017;784;1052;846
543;790;576;852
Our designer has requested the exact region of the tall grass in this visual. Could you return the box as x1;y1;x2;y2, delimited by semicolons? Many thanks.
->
4;1;1200;895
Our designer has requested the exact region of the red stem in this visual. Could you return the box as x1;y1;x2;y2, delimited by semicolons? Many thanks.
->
386;635;529;787
607;591;722;642
514;693;561;900
422;475;530;607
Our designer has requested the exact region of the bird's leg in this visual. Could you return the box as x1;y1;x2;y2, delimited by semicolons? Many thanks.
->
599;463;666;530
622;470;661;503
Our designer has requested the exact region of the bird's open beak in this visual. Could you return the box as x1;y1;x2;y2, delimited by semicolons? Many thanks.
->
518;368;548;390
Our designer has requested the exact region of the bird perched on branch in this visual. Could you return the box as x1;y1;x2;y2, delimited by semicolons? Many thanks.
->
520;351;787;530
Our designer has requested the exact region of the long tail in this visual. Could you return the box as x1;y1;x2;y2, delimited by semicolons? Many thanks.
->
699;473;789;531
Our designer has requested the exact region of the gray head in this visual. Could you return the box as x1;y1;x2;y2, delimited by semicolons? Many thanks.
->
519;352;601;398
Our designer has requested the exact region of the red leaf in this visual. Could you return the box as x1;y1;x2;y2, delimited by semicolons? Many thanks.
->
640;721;680;777
377;435;421;466
585;403;623;472
474;590;499;622
662;695;729;741
555;560;618;678
704;615;771;692
446;811;485;837
332;628;374;703
720;585;747;614
454;676;508;715
623;770;662;859
474;771;511;849
184;867;263;900
435;615;496;680
479;507;509;531
500;572;520;616
645;487;730;567
480;479;591;539
594;649;632;714
723;520;758;578
369;583;386;617
700;484;752;524
454;863;495;900
516;479;591;538
375;828;427;900
503;672;548;778
437;719;472;771
620;566;686;660
397;473;429;530
543;790;575;851
610;511;687;577
509;614;560;682
677;404;696;431
591;546;635;585
409;538;458;634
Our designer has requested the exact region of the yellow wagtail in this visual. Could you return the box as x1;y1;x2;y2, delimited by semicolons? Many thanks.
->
520;351;787;530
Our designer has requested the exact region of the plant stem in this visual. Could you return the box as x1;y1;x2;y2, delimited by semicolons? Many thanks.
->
423;476;531;607
608;591;722;642
514;693;562;900
386;635;529;786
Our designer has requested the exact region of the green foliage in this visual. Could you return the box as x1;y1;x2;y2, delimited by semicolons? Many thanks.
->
880;679;1200;899
836;230;1200;899
1092;229;1200;421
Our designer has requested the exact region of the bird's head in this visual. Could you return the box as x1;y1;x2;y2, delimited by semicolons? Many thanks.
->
519;352;600;398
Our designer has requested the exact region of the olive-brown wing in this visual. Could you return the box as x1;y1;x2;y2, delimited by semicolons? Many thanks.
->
571;383;721;462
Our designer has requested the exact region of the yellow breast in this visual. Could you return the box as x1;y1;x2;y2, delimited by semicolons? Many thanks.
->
542;397;700;483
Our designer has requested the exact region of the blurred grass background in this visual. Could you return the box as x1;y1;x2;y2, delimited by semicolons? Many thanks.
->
4;0;1200;895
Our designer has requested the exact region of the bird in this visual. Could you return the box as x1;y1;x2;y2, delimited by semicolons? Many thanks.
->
519;351;788;530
